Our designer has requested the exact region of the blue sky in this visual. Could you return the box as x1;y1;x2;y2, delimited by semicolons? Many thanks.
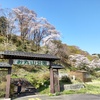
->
0;0;100;54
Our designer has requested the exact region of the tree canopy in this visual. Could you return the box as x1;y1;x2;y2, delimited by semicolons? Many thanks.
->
0;6;60;51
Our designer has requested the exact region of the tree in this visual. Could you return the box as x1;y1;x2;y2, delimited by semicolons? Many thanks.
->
13;6;37;42
13;6;60;51
29;17;60;51
0;6;60;51
69;54;90;69
0;8;16;50
0;8;16;35
0;16;7;36
68;54;100;73
45;40;70;67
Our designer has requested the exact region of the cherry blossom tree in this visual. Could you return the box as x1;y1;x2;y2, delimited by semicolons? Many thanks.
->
13;6;60;51
13;6;37;42
69;54;100;71
0;6;60;51
28;17;60;50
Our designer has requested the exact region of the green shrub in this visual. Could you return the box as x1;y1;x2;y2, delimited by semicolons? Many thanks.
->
11;73;18;78
0;82;6;90
23;44;27;51
17;46;23;51
11;35;17;43
10;84;15;97
8;34;12;40
0;91;5;97
16;39;22;46
25;74;39;88
0;82;6;97
93;71;100;78
42;72;50;81
38;85;49;94
0;36;4;42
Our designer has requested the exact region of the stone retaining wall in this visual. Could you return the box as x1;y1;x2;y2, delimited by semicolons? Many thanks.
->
61;83;84;90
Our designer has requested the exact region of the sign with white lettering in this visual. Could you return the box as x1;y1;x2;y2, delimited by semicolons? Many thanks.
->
13;59;50;66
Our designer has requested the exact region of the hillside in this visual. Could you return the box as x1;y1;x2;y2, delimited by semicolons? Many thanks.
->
0;35;93;66
1;34;100;97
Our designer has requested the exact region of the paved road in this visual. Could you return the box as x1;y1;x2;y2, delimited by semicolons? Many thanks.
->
14;94;100;100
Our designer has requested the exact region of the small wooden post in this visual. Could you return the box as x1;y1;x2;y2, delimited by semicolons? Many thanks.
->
5;59;13;98
5;74;11;98
50;61;54;93
53;69;60;92
57;69;60;92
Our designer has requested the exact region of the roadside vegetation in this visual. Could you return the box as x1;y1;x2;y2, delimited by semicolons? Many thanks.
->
38;78;100;96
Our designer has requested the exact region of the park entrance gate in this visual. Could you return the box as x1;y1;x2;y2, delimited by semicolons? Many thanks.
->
0;51;63;98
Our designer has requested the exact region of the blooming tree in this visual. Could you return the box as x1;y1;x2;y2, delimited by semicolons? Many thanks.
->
69;54;90;71
13;6;37;41
29;17;60;50
13;6;60;50
69;54;100;71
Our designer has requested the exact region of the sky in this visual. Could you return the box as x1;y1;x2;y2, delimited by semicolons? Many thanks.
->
0;0;100;54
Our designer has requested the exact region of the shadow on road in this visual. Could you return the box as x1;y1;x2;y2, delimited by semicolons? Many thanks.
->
11;90;37;99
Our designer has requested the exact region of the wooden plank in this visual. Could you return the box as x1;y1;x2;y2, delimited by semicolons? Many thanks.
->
5;59;12;98
57;69;60;92
5;75;11;98
50;61;54;93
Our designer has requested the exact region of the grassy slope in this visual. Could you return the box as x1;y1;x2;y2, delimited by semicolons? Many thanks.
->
0;35;100;96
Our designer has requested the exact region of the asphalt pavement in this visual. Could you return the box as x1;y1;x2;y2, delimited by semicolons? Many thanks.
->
14;94;100;100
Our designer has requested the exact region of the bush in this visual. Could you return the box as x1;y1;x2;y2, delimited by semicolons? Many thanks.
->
8;34;12;40
0;91;5;98
10;84;15;97
11;35;17;43
23;44;27;51
16;46;23;51
0;36;4;43
42;72;50;81
0;82;6;97
16;39;22;46
25;74;40;88
94;72;100;78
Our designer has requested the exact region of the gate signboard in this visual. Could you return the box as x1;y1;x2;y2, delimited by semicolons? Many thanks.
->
13;59;50;66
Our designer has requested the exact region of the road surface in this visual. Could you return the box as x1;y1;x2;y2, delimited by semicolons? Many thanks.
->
14;94;100;100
